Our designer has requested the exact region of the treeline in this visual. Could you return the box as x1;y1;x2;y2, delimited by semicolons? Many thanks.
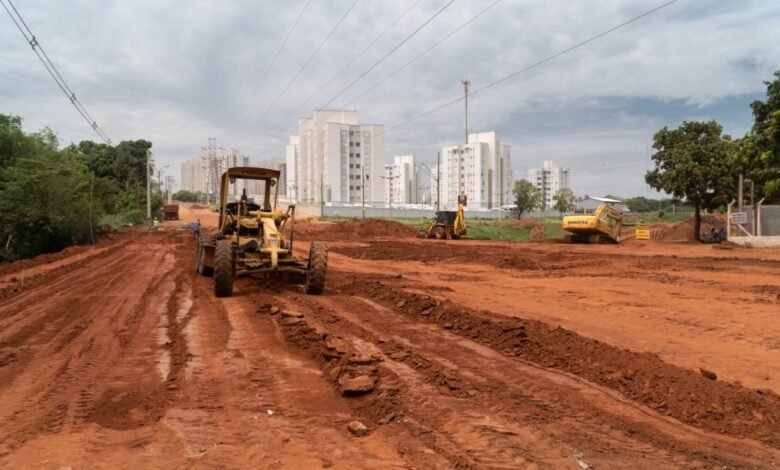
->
172;190;207;203
0;114;161;263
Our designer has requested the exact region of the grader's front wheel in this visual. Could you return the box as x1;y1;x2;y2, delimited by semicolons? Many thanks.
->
214;240;234;297
305;242;327;295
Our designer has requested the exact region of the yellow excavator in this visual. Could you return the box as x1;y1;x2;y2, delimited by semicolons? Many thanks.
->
562;203;624;243
417;195;467;240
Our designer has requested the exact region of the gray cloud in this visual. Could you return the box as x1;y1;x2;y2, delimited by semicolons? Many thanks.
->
1;0;778;197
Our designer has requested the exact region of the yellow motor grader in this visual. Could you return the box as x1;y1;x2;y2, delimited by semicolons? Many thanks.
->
561;203;624;243
195;167;326;297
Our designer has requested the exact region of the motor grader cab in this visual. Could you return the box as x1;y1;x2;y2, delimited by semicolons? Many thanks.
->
195;167;326;297
417;195;467;240
562;203;624;243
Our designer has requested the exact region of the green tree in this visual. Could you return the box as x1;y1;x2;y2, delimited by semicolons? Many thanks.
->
0;114;157;262
645;120;736;240
552;188;576;217
624;196;659;213
0;126;97;261
512;180;543;218
173;190;206;203
743;70;780;198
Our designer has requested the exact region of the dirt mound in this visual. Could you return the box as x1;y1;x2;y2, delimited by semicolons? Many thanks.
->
294;218;417;241
659;214;726;241
189;204;206;210
346;279;780;448
509;218;545;240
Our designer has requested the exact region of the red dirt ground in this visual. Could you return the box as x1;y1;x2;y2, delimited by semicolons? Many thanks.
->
0;207;778;468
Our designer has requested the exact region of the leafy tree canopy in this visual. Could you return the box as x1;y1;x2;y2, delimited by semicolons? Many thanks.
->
744;70;780;198
512;180;543;218
552;188;577;217
645;120;736;239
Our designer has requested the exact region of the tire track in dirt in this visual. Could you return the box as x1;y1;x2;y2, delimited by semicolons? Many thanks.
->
248;279;779;469
161;271;418;468
0;233;190;462
339;274;780;445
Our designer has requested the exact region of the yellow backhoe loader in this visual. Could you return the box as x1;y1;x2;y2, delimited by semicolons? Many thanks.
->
416;195;467;240
562;203;624;243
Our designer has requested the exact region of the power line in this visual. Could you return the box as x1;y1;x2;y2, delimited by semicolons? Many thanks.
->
318;0;455;111
1;0;111;144
288;0;423;122
238;0;313;117
250;0;458;159
253;0;361;124
379;0;680;138
347;0;501;107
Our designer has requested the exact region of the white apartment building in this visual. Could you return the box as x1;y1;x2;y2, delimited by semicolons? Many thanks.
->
384;155;419;205
286;109;384;204
257;157;287;197
435;131;512;210
526;160;570;209
439;143;489;209
469;132;512;207
180;148;250;198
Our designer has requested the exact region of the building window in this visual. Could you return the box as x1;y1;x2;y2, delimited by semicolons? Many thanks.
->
365;175;369;179
356;163;360;168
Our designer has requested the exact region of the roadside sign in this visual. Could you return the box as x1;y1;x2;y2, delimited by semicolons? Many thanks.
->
635;225;650;240
730;212;748;224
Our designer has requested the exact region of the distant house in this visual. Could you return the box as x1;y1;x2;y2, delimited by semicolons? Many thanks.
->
577;195;626;212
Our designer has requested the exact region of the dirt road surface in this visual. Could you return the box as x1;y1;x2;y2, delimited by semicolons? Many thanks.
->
1;208;778;468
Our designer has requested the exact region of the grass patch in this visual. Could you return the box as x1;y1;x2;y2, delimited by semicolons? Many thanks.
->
99;209;147;228
467;224;534;242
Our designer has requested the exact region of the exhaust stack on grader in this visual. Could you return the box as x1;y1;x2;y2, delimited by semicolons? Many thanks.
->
195;167;327;297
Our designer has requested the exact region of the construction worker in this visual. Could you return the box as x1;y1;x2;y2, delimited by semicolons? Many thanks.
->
192;218;201;239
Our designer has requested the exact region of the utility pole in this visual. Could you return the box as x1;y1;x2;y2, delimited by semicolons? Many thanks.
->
146;149;152;225
166;175;175;203
201;138;220;204
462;79;470;144
738;174;744;212
436;151;441;212
361;160;366;220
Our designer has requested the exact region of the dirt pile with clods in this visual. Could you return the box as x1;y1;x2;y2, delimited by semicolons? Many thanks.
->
656;214;727;241
293;218;417;241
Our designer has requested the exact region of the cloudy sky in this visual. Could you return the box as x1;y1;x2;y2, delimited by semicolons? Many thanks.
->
2;0;779;198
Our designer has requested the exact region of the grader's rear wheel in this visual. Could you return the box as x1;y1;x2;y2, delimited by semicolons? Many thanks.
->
305;242;327;295
434;226;446;240
214;240;234;297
